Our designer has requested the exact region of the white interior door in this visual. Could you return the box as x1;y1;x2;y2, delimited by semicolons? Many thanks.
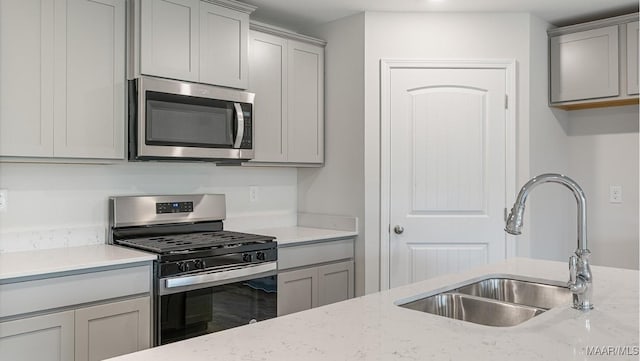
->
388;65;508;288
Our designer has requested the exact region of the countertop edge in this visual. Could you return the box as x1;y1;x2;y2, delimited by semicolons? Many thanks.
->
0;245;157;282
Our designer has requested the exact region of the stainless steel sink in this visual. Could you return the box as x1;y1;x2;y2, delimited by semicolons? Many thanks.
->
399;292;545;327
453;278;571;310
397;276;571;327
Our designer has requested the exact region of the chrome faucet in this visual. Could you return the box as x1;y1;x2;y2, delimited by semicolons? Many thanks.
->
505;173;593;311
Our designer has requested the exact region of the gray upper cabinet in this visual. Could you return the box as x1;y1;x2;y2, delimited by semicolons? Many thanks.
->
140;0;200;82
0;0;125;160
287;40;324;164
248;23;325;166
249;31;288;162
136;0;253;89
550;25;619;103
549;13;639;110
0;0;54;157
627;21;639;95
199;1;249;89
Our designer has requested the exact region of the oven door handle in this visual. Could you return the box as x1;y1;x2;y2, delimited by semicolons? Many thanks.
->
160;261;277;295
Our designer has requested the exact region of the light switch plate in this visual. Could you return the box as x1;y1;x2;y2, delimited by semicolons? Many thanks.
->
0;189;7;212
609;185;622;203
249;186;258;202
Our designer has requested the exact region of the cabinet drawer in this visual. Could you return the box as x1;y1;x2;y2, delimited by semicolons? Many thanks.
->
278;238;354;270
0;265;151;318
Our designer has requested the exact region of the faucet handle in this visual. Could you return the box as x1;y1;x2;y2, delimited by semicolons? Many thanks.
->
569;255;578;284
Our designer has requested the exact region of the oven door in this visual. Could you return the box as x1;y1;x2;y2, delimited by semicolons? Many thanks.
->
156;262;277;345
132;76;254;161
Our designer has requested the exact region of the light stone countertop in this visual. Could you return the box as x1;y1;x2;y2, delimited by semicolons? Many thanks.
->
247;226;357;247
239;213;358;247
0;245;157;281
105;257;639;361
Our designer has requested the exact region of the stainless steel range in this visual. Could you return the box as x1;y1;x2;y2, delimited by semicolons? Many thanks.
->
108;194;277;345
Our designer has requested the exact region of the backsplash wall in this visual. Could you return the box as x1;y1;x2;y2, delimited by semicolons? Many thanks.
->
0;162;297;252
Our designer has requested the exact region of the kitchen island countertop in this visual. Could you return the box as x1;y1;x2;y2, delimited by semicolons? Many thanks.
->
105;257;639;361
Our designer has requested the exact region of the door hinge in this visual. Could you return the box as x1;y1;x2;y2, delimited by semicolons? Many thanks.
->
505;95;508;109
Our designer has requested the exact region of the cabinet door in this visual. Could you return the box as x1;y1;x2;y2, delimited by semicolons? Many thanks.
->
0;0;54;157
140;0;199;82
550;25;619;102
53;0;125;159
75;297;151;361
0;310;74;361
627;21;639;95
318;261;354;307
200;2;248;89
287;40;324;163
249;31;288;162
277;267;318;316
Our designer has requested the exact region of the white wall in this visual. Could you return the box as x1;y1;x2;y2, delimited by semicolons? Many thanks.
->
299;13;366;295
0;162;297;252
566;105;639;269
363;12;537;293
526;15;574;261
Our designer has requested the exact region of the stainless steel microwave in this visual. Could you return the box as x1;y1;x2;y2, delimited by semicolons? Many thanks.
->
128;76;254;162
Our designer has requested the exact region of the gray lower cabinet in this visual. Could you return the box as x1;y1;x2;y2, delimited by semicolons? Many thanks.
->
0;310;75;361
0;296;150;361
75;297;151;361
278;260;354;316
278;267;318;315
317;261;355;307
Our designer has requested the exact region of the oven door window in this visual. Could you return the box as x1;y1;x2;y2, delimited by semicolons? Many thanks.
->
145;91;235;148
159;275;277;345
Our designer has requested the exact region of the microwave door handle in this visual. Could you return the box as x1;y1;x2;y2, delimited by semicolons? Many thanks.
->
233;103;244;149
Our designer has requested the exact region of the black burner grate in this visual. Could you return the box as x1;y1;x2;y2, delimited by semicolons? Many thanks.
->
116;231;273;254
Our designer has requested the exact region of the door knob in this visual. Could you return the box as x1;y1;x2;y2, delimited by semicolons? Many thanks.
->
393;225;404;234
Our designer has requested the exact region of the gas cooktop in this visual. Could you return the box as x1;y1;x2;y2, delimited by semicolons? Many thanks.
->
116;230;275;254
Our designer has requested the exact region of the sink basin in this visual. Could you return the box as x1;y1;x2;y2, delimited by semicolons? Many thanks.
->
399;292;545;327
396;276;571;327
453;278;571;310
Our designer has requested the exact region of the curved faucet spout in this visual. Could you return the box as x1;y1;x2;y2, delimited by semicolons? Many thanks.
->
505;173;588;251
505;173;593;311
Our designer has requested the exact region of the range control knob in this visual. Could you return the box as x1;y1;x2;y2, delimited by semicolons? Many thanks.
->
256;252;266;261
242;253;253;262
177;262;190;273
194;259;206;269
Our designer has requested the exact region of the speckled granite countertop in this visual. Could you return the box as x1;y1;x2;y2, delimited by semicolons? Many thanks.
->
105;258;639;361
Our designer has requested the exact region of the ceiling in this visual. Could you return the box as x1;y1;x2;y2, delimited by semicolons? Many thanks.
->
242;0;639;33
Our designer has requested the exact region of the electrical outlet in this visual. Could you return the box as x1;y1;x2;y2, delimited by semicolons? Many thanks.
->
0;189;7;212
249;186;258;202
609;185;622;203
